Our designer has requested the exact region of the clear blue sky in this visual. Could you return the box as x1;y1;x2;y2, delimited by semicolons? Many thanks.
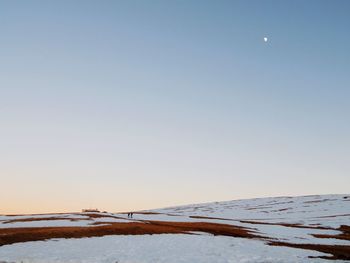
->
1;0;349;213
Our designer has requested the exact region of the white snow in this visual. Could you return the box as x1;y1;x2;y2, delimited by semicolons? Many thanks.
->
0;234;334;263
92;217;135;223
0;194;349;262
0;219;92;228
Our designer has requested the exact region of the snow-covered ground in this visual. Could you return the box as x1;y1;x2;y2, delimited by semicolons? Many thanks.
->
0;194;349;262
151;194;350;228
0;234;331;263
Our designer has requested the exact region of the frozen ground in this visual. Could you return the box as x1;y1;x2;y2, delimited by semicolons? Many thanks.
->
0;194;349;262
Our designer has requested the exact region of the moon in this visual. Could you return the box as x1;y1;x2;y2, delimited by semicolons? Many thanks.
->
263;37;268;42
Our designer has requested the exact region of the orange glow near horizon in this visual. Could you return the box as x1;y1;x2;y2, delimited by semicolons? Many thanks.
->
1;1;350;216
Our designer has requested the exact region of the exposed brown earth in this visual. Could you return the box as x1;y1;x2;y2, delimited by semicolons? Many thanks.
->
3;217;88;224
246;206;273;210
1;218;349;260
304;199;338;204
269;241;350;260
190;215;290;222
269;208;292;212
2;213;128;224
311;213;350;219
313;225;350;241
0;221;258;247
239;220;334;230
4;212;77;217
80;213;126;220
133;212;161;215
189;215;235;221
2;210;350;260
265;201;294;205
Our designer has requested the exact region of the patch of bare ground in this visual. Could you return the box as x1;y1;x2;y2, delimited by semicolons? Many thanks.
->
268;208;292;213
2;213;127;224
149;221;259;238
4;212;76;217
132;212;161;215
266;201;294;205
269;241;350;260
189;215;291;222
80;213;125;220
304;199;337;204
3;217;89;224
312;225;350;241
311;213;350;219
246;206;273;210
239;220;334;230
189;215;235;221
0;221;258;247
1;217;348;260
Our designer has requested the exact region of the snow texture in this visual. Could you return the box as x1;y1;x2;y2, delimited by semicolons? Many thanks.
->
0;194;349;262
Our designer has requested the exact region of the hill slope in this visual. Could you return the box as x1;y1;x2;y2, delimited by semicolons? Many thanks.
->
0;194;349;262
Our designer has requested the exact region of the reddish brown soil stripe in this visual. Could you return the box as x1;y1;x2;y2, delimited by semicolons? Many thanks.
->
3;213;128;224
269;241;350;260
80;213;126;220
149;221;259;238
269;208;292;212
1;220;349;260
5;212;80;217
239;220;335;230
304;199;337;204
0;221;258;247
312;225;350;241
265;201;294;205
246;206;273;210
310;213;350;219
190;215;294;223
133;212;161;215
3;217;89;224
190;215;235;221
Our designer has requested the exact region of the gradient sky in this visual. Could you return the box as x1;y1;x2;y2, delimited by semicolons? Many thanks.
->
1;0;349;214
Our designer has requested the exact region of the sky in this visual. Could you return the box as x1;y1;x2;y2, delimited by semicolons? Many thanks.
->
1;0;349;214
